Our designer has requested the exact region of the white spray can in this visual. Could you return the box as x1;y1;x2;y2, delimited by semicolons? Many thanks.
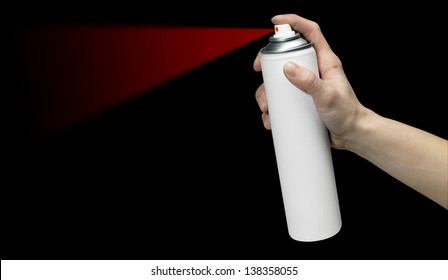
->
260;24;342;241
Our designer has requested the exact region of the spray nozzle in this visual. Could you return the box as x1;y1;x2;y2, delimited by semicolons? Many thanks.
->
273;24;296;39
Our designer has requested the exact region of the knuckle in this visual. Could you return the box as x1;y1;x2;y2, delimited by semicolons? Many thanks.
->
310;22;321;33
300;70;319;90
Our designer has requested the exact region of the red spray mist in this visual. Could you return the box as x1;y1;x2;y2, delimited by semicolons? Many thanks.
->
14;26;271;139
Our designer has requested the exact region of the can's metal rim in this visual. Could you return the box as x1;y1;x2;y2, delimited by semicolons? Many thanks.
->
260;33;312;54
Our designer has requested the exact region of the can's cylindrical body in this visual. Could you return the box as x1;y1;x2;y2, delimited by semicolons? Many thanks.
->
260;26;341;241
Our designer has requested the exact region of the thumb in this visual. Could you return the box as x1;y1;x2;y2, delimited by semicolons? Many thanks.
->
283;61;324;96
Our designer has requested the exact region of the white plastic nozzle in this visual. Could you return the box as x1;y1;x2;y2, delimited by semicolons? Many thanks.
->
273;24;296;39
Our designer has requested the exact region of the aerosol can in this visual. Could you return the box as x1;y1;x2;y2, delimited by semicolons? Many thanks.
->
260;23;342;241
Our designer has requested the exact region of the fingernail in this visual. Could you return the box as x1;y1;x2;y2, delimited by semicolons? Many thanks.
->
271;14;283;21
284;62;298;77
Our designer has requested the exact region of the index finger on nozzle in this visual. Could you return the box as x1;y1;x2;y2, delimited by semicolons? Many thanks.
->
272;14;333;57
271;14;313;35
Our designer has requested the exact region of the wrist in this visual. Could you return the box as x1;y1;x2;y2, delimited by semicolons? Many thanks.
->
343;107;380;154
332;106;380;154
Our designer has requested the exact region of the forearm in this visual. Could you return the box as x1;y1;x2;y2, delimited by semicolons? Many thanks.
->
345;108;448;209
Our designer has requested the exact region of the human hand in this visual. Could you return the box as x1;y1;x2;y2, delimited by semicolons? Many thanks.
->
254;14;367;149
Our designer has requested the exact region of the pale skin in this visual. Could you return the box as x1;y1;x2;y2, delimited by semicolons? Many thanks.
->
254;14;448;209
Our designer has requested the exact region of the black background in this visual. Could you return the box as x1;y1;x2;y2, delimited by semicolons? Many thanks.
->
4;1;447;260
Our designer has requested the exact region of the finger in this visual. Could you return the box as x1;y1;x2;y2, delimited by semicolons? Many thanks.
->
253;51;262;72
262;112;271;130
271;14;331;54
283;61;327;97
255;84;268;112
